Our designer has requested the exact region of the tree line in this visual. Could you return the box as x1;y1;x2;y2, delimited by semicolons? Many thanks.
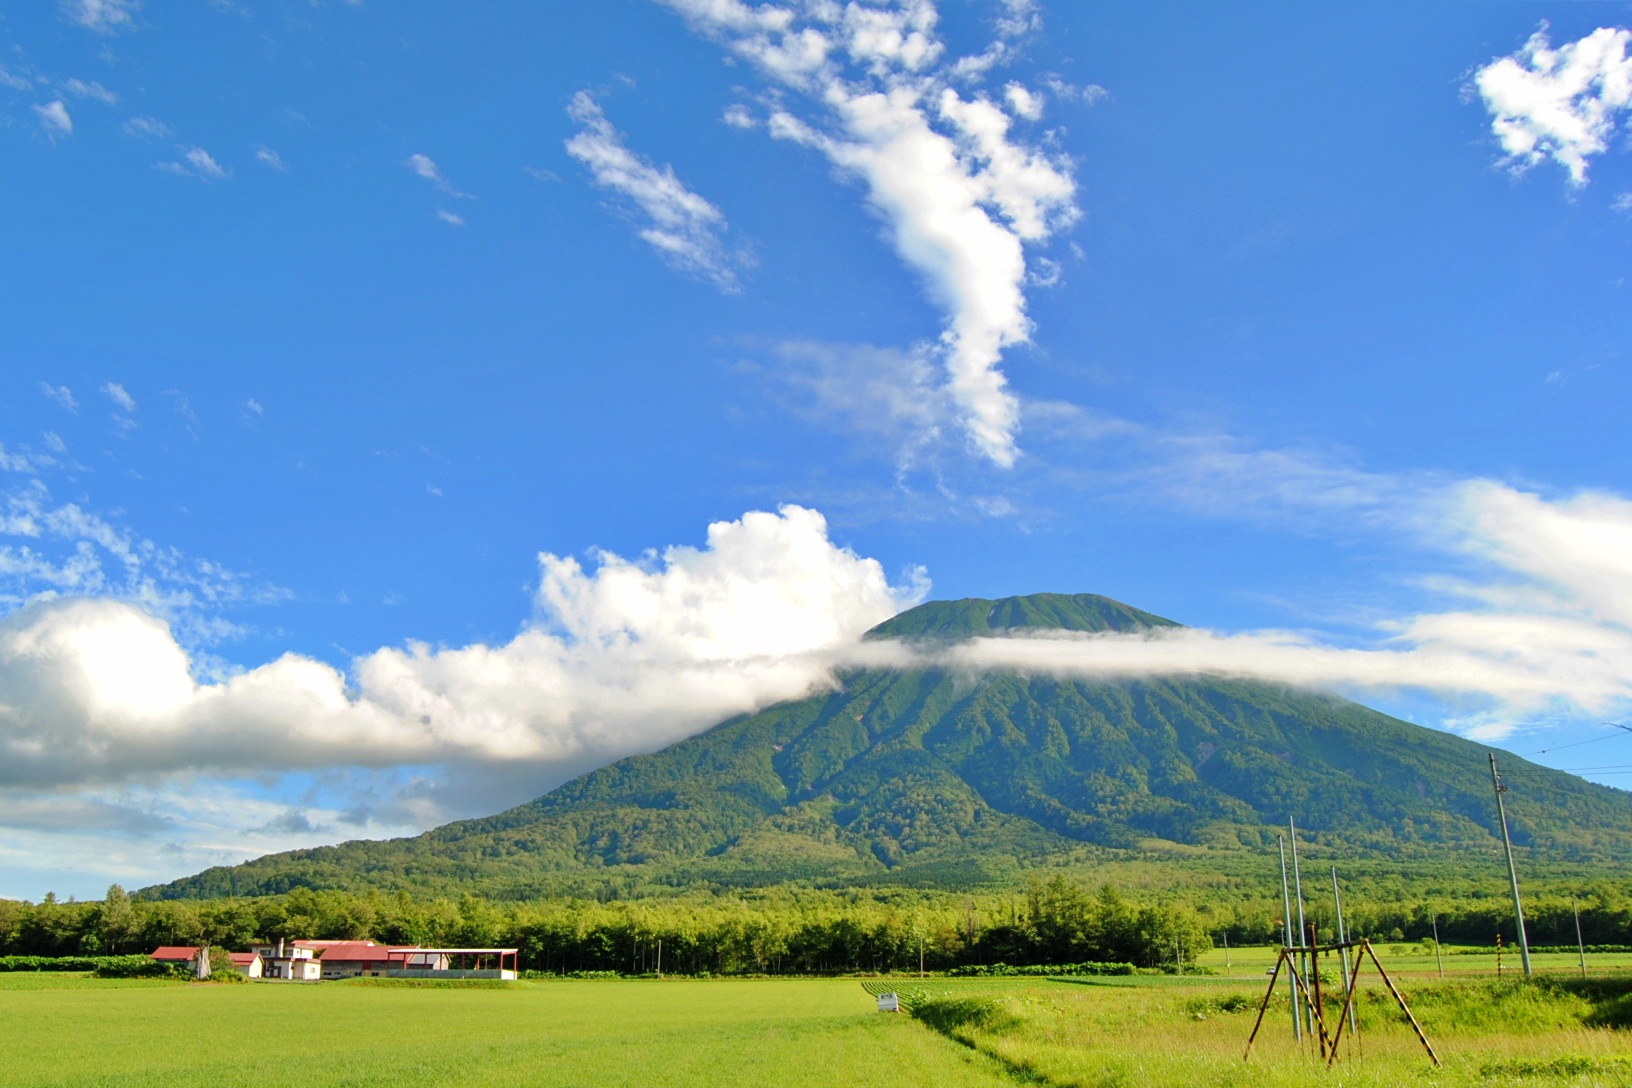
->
0;879;1213;974
7;876;1632;975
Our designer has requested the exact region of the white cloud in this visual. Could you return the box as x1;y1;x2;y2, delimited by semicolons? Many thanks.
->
1004;82;1042;120
0;64;33;91
663;0;1079;466
404;153;470;198
39;384;78;412
100;382;136;412
0;481;287;637
565;92;747;293
185;147;228;179
156;148;230;181
435;209;465;226
33;101;72;139
0;506;924;790
63;78;117;105
1613;192;1632;214
61;0;137;33
1474;25;1632;186
253;145;285;170
1042;76;1108;106
722;103;758;129
826;479;1632;739
761;340;951;472
123;115;172;140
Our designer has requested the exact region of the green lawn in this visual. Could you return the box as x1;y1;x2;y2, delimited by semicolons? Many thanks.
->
0;974;1009;1088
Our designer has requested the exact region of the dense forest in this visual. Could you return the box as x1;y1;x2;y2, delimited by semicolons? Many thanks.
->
8;874;1632;975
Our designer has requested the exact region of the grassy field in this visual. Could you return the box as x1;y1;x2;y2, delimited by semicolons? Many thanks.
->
7;961;1632;1087
0;973;1009;1088
1198;943;1632;979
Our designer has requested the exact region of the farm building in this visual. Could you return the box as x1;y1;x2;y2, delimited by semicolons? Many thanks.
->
294;940;402;979
152;940;521;981
251;939;321;981
387;948;519;980
148;946;200;966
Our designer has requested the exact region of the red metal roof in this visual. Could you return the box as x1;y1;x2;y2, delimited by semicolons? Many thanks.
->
150;946;199;961
228;953;259;966
310;941;397;963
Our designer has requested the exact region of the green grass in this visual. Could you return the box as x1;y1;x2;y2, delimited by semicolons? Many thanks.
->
11;970;1632;1087
1198;944;1632;979
0;974;1010;1088
901;973;1632;1087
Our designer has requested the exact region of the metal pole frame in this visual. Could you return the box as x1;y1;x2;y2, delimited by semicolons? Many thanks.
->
1278;836;1302;1042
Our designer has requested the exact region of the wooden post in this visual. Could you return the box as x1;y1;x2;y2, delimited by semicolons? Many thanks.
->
1243;947;1288;1060
1308;925;1327;1059
1362;940;1440;1067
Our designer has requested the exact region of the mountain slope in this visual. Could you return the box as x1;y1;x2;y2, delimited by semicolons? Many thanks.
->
149;594;1632;899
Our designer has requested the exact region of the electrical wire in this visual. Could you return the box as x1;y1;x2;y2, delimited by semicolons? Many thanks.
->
1521;723;1632;757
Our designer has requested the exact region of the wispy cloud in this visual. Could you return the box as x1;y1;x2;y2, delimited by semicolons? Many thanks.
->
0;64;33;91
1473;25;1632;186
663;0;1078;466
100;382;136;413
565;91;747;293
253;145;285;171
61;0;138;34
63;78;117;105
435;209;465;226
157;147;230;181
123;116;172;140
404;153;470;198
33;101;72;140
39;384;78;413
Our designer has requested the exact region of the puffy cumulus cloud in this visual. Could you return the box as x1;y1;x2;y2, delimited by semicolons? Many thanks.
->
565;92;748;293
1474;25;1632;186
663;0;1078;466
0;506;926;790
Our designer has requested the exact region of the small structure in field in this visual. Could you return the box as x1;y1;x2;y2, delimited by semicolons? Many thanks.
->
387;948;519;980
229;952;263;978
149;946;201;966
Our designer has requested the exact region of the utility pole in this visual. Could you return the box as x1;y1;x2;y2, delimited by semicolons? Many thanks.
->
1573;898;1587;979
1223;931;1231;977
1430;913;1444;978
1489;753;1533;977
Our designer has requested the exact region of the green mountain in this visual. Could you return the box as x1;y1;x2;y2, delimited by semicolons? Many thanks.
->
149;593;1632;900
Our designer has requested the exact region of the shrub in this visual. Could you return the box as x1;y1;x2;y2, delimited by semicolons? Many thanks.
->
947;961;1135;978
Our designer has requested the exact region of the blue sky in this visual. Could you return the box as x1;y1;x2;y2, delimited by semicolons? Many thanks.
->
6;0;1632;898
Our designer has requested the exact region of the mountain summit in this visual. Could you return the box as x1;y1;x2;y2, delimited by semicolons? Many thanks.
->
151;593;1632;899
863;593;1180;641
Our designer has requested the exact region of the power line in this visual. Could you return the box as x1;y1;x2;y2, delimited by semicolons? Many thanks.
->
1522;723;1632;757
